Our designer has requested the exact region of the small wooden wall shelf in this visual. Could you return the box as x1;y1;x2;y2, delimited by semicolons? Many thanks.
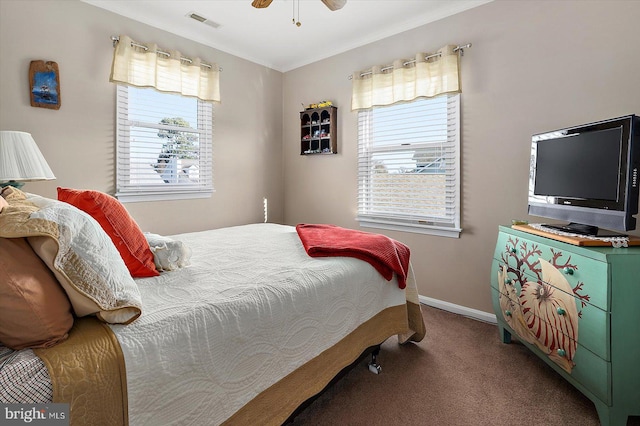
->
300;106;337;155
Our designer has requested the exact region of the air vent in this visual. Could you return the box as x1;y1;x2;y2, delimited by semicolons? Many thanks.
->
189;13;207;22
187;12;221;29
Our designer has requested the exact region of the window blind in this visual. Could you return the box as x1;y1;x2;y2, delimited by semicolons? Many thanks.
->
116;85;213;202
357;94;461;237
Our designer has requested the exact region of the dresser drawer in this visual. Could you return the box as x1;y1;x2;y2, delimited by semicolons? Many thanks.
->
490;282;610;361
571;345;611;405
491;289;611;404
493;231;609;311
498;308;612;405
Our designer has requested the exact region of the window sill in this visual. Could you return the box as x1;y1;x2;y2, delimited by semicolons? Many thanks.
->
116;189;213;203
357;216;461;238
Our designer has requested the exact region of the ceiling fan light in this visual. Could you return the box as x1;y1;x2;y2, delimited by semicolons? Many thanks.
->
321;0;347;11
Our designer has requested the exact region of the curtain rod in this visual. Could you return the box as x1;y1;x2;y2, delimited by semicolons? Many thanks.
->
110;36;221;71
348;43;471;80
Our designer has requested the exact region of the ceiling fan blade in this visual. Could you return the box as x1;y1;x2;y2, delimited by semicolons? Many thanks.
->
321;0;346;11
251;0;273;8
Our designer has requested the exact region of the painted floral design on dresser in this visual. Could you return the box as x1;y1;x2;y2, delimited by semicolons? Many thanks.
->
497;237;591;373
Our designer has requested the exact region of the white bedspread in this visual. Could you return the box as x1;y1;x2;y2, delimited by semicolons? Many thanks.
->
109;223;406;425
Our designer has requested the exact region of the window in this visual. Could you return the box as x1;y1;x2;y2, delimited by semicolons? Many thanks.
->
116;85;213;202
357;94;461;237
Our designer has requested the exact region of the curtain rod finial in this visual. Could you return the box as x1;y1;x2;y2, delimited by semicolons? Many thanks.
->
456;43;472;56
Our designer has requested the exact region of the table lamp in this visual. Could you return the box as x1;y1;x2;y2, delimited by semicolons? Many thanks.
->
0;131;56;189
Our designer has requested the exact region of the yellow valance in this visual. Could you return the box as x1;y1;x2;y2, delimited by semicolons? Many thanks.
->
109;35;220;103
351;45;460;110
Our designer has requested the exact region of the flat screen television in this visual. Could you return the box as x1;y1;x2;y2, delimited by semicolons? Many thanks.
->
528;114;640;235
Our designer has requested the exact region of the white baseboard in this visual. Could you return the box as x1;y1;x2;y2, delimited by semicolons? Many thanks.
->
419;295;497;324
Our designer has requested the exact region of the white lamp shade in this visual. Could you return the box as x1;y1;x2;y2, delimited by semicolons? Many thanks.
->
0;131;56;182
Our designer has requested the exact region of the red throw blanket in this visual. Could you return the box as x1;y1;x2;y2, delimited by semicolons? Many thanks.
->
295;224;410;289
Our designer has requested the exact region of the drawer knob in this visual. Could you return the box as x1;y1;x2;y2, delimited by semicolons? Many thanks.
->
504;310;512;317
557;307;566;316
563;267;574;275
557;348;566;357
510;248;517;253
505;278;512;285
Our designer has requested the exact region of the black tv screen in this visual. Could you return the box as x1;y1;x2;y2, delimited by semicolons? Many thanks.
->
528;115;639;234
533;127;622;201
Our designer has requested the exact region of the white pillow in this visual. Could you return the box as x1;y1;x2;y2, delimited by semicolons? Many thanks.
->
144;232;192;272
0;188;142;324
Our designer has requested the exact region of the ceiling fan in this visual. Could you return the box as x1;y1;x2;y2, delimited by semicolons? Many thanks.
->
251;0;346;11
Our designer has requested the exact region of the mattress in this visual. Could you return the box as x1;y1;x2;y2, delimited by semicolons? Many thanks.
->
110;223;407;425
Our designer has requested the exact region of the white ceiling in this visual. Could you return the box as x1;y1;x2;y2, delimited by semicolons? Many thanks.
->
82;0;490;72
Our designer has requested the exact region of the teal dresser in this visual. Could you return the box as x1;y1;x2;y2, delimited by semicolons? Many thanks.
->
491;226;640;425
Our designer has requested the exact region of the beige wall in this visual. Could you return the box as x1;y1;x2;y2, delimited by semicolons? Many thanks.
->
2;1;639;316
0;0;284;235
282;0;640;313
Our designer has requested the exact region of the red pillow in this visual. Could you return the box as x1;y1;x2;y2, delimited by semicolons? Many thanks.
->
57;187;159;277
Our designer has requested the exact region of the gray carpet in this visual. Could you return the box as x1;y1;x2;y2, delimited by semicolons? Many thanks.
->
290;305;639;425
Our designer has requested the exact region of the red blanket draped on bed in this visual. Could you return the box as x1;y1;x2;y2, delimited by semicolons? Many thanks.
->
295;224;410;289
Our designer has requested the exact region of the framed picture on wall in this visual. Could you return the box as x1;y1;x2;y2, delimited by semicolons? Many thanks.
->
29;60;61;110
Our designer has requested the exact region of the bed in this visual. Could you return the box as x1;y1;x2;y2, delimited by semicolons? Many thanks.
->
0;187;425;425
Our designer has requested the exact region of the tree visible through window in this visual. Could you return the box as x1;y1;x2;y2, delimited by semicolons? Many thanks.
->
116;85;213;202
155;117;199;184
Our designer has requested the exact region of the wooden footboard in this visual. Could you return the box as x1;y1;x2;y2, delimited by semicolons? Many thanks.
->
33;317;128;426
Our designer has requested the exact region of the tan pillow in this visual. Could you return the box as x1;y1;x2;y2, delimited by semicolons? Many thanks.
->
0;195;8;212
0;237;74;350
